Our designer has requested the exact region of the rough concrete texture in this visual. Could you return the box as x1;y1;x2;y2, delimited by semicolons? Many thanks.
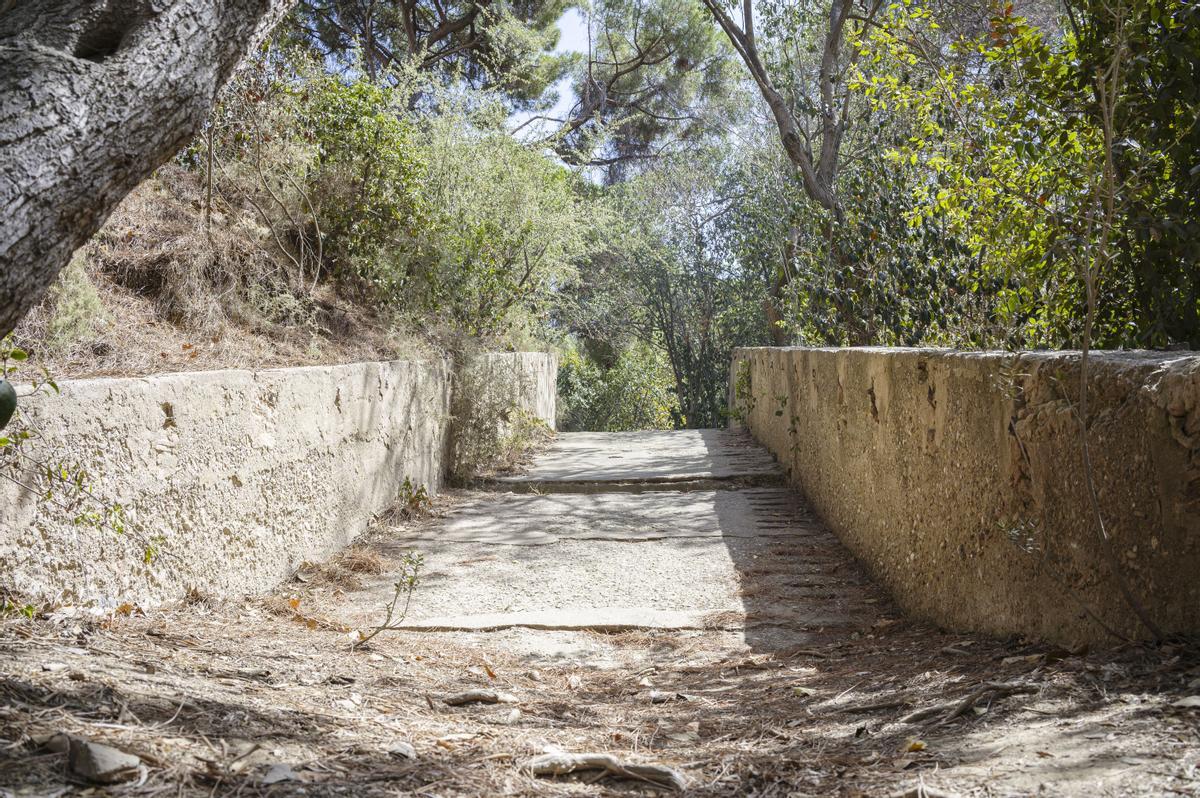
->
730;346;1200;645
460;352;557;432
0;354;556;609
347;431;864;639
492;429;783;489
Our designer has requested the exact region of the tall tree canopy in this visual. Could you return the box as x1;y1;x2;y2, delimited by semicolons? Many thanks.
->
287;0;573;106
549;0;741;179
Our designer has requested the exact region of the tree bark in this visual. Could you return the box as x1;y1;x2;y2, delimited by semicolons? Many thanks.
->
0;0;293;337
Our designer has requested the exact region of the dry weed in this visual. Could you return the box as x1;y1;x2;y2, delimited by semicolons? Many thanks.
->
7;166;434;381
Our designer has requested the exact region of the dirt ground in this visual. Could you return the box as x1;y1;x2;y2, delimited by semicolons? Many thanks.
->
2;488;1198;797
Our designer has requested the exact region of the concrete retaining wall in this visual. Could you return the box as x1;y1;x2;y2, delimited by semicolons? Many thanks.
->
0;353;556;609
730;347;1200;645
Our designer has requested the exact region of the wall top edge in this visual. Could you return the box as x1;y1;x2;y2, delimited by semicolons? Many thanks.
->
731;346;1199;368
7;352;557;394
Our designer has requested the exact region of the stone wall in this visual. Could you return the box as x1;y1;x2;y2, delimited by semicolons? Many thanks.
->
0;353;556;609
730;347;1200;645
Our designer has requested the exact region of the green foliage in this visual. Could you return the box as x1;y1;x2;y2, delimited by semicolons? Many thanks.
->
571;151;774;427
701;0;1198;351
202;50;589;349
296;67;426;278
352;550;424;649
556;0;742;177
449;358;557;481
1070;0;1200;346
846;0;1200;348
557;340;678;430
406;111;586;338
398;477;432;518
730;359;755;422
286;0;572;108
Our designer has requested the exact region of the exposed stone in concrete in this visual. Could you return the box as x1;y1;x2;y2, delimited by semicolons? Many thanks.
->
490;429;784;491
731;346;1200;644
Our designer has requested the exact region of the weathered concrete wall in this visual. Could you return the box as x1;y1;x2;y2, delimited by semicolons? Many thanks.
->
730;347;1200;645
0;353;556;609
460;352;558;433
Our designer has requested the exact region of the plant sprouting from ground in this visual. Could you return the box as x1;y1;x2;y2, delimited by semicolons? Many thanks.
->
352;552;424;649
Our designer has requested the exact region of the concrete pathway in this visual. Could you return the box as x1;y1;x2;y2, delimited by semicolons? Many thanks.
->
374;430;868;642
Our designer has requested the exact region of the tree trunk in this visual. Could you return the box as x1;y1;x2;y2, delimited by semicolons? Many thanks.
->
0;0;293;337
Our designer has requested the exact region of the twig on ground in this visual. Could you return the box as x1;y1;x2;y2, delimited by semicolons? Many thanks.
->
899;682;1037;725
526;751;687;792
442;690;519;707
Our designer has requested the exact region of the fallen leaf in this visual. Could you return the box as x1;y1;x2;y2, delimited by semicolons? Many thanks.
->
906;740;926;752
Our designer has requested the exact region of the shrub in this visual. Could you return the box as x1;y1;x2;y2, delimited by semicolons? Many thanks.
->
557;340;677;431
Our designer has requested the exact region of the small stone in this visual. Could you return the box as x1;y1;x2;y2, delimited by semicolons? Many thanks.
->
262;763;297;784
388;741;417;759
68;737;141;784
35;733;70;753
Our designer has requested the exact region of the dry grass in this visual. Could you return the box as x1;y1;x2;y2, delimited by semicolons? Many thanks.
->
294;547;395;592
8;165;436;381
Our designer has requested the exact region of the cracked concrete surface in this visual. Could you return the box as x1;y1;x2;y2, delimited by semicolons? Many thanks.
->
354;431;861;636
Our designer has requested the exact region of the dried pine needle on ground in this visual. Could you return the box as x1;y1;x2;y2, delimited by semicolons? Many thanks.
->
1;515;1198;796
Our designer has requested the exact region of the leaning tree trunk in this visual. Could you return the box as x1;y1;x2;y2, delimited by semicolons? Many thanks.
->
0;0;293;337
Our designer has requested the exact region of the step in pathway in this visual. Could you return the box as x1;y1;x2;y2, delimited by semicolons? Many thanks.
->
345;429;874;647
